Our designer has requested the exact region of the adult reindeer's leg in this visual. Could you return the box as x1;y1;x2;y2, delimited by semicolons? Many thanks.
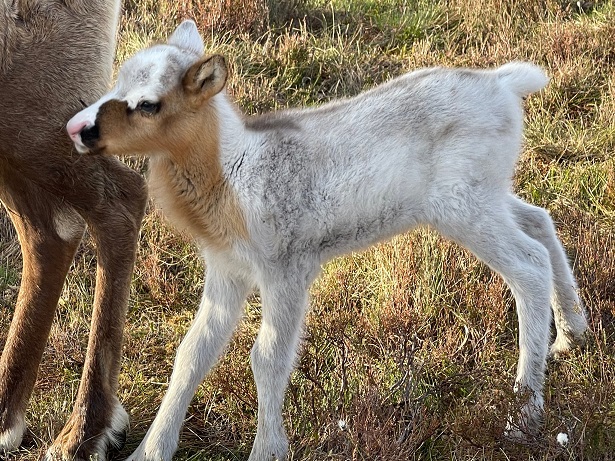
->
45;159;147;461
127;265;251;461
0;173;84;453
508;196;588;357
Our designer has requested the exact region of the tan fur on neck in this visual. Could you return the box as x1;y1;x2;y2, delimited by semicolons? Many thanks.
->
147;101;248;250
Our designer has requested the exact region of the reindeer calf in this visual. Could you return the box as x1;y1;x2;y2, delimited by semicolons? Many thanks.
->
67;21;588;461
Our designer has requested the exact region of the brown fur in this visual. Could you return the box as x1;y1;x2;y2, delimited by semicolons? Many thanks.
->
0;1;147;460
148;146;250;250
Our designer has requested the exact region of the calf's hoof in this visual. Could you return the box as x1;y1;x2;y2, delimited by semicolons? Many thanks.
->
504;400;543;445
550;308;589;359
549;329;588;360
248;433;289;461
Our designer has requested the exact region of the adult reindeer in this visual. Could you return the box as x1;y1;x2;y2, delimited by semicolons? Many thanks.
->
0;1;146;460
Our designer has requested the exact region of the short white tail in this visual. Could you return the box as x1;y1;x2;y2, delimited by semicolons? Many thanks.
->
496;61;549;97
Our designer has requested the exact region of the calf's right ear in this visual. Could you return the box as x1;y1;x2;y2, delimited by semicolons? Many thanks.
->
182;55;228;102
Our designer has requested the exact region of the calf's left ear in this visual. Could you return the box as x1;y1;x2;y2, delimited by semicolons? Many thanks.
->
183;55;228;101
168;20;204;56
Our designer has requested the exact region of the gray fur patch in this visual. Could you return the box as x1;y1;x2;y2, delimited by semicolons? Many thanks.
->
245;113;301;133
159;53;183;88
135;64;154;85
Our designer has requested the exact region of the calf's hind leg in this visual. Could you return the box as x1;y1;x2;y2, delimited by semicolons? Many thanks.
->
508;196;588;358
0;172;84;453
438;206;553;436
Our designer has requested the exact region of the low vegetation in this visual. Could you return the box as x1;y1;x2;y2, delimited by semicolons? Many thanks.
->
1;0;614;459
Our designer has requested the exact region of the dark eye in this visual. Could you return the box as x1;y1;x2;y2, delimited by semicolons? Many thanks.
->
137;100;160;114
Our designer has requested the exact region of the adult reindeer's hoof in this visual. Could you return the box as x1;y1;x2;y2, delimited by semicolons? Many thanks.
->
0;414;26;454
44;400;129;461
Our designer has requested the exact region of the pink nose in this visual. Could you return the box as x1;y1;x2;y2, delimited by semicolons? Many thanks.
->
66;119;90;142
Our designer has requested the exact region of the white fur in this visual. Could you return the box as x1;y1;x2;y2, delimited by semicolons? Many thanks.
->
52;208;85;242
167;20;204;56
70;21;588;461
94;399;130;457
43;399;128;461
0;414;25;454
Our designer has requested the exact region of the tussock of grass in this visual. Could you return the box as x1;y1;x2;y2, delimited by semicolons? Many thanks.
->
1;0;614;460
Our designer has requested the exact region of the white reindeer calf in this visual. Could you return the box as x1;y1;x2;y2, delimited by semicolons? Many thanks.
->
67;21;588;461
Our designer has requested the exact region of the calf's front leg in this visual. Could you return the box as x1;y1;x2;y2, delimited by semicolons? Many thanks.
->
127;265;251;461
249;276;310;461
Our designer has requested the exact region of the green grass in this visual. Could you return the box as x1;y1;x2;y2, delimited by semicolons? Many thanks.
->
1;0;615;459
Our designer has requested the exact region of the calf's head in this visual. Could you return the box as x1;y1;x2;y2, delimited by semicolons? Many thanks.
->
67;20;227;156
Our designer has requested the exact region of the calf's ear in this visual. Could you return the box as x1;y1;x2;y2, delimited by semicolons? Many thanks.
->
182;55;228;101
168;20;204;56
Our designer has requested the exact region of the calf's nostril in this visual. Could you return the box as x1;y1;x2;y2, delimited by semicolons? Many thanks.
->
80;124;100;147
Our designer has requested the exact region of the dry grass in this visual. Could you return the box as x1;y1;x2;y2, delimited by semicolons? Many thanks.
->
1;0;615;459
176;0;269;34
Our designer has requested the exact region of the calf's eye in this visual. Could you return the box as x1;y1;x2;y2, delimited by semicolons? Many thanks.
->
137;100;161;114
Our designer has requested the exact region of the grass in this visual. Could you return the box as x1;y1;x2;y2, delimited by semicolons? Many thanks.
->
1;0;615;459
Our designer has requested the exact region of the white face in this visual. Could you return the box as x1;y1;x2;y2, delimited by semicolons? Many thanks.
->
66;20;207;154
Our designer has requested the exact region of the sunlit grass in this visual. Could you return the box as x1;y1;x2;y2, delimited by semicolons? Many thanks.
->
0;0;614;459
